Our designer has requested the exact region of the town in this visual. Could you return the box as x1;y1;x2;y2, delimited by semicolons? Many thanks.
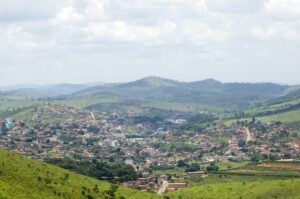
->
0;103;299;194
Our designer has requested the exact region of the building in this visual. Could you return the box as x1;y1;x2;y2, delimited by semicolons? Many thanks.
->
188;171;208;178
0;120;4;132
5;118;14;130
167;183;187;192
111;140;120;148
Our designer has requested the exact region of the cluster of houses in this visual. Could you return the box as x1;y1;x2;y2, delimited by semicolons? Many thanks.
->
0;104;299;193
122;172;207;194
0;117;14;131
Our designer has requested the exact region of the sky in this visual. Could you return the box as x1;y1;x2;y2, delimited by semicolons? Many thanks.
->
0;0;300;85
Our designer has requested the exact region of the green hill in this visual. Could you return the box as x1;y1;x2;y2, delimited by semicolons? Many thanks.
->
271;88;300;104
63;77;288;111
225;99;300;128
0;148;159;199
256;108;300;128
0;77;292;115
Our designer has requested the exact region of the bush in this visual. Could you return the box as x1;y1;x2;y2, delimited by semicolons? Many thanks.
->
186;163;200;172
206;162;219;172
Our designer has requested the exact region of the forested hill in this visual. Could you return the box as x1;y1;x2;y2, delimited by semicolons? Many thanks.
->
69;77;288;109
270;88;300;104
0;77;292;111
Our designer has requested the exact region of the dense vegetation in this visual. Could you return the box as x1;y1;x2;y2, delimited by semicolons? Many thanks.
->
46;158;139;183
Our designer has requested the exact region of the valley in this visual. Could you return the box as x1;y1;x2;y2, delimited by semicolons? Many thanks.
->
0;77;300;198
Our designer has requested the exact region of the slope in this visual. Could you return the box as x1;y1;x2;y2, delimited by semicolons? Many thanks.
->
271;88;300;104
0;148;160;199
67;77;288;111
224;97;300;128
168;178;300;199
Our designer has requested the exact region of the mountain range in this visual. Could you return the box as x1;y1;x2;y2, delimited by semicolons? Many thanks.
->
1;76;298;110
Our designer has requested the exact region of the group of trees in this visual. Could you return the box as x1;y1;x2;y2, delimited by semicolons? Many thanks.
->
206;162;219;172
46;158;139;183
177;160;201;172
177;160;219;172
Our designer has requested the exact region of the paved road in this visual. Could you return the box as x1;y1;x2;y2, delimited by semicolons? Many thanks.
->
157;181;168;195
90;112;95;120
245;128;251;143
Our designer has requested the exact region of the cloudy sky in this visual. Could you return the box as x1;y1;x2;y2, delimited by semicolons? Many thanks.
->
0;0;300;85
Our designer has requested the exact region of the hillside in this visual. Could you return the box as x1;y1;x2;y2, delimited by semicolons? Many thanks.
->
224;97;300;129
0;77;291;114
0;148;159;199
64;77;288;111
1;146;300;199
246;108;300;129
168;178;300;199
271;88;300;104
9;104;90;128
119;76;181;88
1;83;103;99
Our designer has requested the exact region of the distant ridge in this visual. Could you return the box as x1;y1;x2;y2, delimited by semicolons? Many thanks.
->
0;76;293;110
270;88;300;104
68;77;288;109
118;76;181;88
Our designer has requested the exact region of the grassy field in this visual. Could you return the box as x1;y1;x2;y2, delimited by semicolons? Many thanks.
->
168;178;300;199
223;162;300;177
223;98;300;129
54;93;121;109
0;98;42;116
225;107;300;128
245;99;300;116
0;148;160;199
143;101;225;113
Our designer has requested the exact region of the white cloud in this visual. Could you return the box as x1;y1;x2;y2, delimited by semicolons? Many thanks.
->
251;23;300;40
0;0;62;21
206;0;265;14
55;6;83;23
86;20;178;44
264;0;300;17
0;0;300;84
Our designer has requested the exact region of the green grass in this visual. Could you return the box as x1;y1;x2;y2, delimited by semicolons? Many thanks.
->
223;162;300;177
10;105;85;128
0;148;160;199
0;98;42;115
54;94;121;109
210;135;231;144
225;108;300;128
245;99;300;116
168;178;300;199
223;98;300;128
143;101;225;113
189;162;300;192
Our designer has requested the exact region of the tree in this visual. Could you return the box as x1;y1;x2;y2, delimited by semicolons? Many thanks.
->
186;163;200;172
238;140;246;148
177;160;187;167
206;162;219;172
251;153;264;162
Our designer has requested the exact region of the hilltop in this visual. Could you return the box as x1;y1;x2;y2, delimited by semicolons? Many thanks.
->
0;77;291;113
0;148;159;199
57;77;289;112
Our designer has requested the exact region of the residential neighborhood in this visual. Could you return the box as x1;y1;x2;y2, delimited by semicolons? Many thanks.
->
0;103;299;193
